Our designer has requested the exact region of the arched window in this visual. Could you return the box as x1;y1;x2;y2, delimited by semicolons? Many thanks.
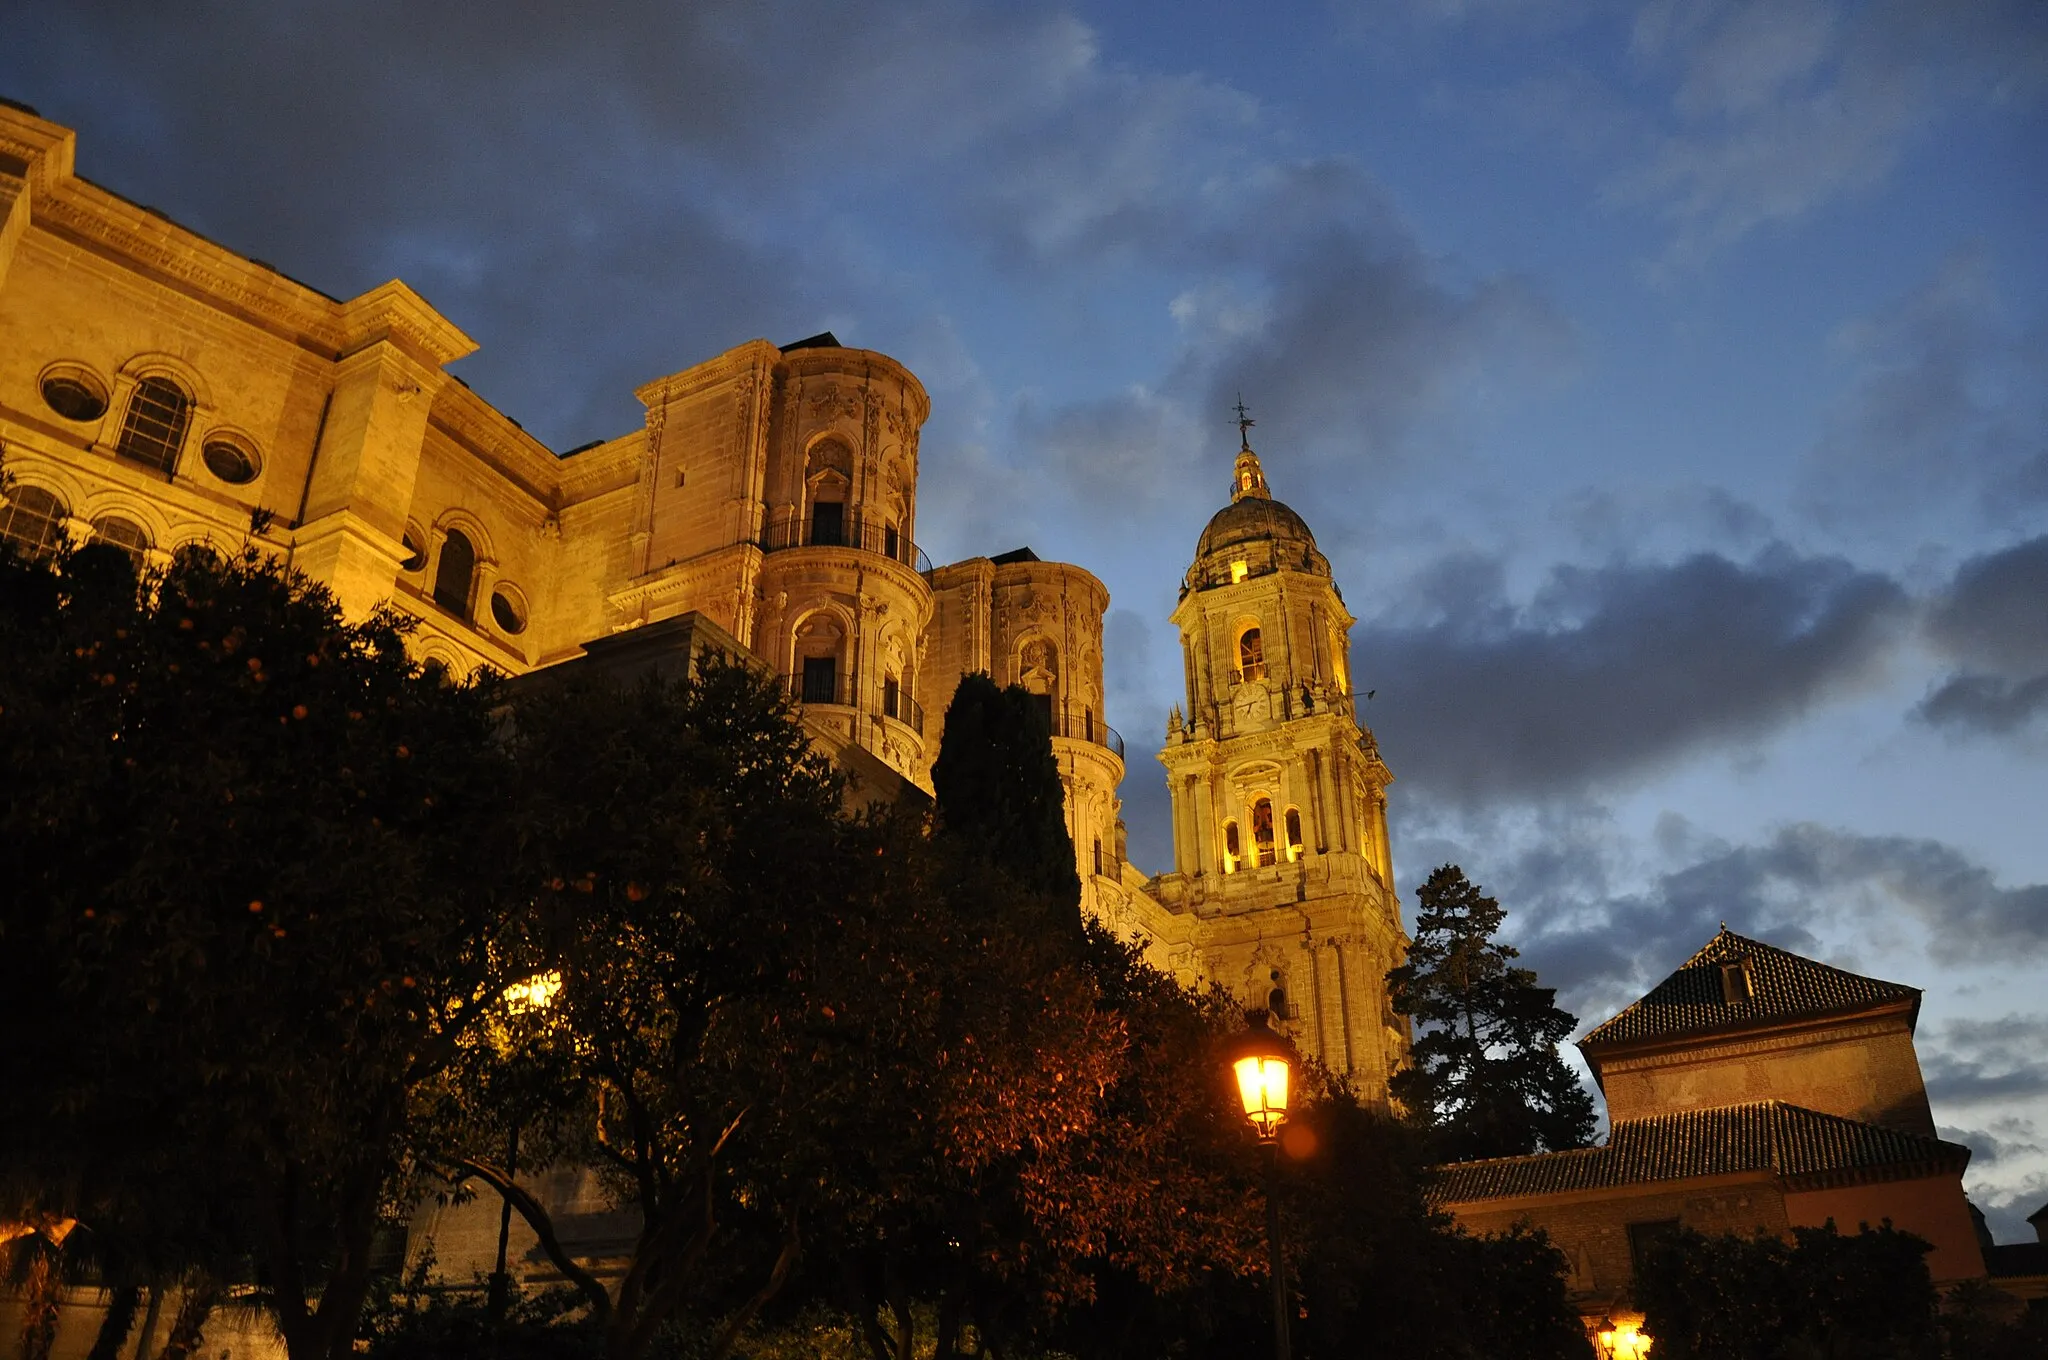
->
1223;821;1241;873
89;515;151;572
1285;807;1304;862
1238;627;1265;682
0;486;71;559
115;376;192;475
433;528;477;619
1251;797;1276;867
1269;985;1290;1020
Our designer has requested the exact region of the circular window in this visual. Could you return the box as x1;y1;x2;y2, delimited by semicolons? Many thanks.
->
399;532;427;572
201;439;259;484
41;373;108;422
490;589;527;635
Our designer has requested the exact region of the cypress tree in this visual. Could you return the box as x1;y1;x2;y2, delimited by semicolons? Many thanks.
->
930;673;1082;923
1386;865;1597;1161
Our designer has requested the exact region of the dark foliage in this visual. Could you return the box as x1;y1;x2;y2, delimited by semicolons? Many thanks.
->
0;542;523;1360
1387;865;1597;1161
1635;1220;1943;1360
929;673;1082;925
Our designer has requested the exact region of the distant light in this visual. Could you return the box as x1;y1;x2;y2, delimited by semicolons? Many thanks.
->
503;971;561;1013
1595;1317;1652;1359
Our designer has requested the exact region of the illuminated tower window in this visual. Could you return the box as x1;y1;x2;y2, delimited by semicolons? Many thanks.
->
1231;559;1248;583
1238;626;1265;682
1223;821;1241;873
1285;807;1304;861
1251;797;1276;867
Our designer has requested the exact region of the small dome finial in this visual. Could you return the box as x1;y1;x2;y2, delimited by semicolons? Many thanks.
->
1230;395;1271;502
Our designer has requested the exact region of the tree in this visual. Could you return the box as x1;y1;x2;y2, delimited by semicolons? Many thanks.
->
929;673;1081;922
1634;1220;1942;1360
0;542;525;1360
1386;865;1596;1161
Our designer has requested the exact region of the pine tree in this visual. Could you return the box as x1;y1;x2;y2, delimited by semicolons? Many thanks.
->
1386;865;1597;1161
929;672;1082;921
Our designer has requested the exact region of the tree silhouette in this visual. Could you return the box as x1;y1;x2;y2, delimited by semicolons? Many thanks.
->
1386;865;1596;1161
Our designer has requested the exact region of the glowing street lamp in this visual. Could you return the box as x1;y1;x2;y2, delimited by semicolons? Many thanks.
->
1231;1011;1295;1360
1233;1012;1293;1140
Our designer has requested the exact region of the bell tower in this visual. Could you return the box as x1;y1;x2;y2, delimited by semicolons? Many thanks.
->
1154;418;1410;1102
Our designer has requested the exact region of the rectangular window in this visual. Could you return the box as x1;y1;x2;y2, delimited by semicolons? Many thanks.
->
801;655;838;705
1720;960;1753;1004
1093;838;1103;876
882;675;901;719
884;523;901;561
809;500;844;547
1030;692;1053;736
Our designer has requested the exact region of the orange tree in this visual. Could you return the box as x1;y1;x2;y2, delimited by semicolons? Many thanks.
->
0;543;525;1360
431;662;1161;1360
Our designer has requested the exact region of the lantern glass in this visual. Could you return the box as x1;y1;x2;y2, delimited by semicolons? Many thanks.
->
1234;1052;1290;1137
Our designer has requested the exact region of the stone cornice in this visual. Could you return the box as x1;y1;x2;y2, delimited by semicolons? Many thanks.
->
339;281;476;367
778;345;931;427
634;340;780;411
426;380;568;510
553;435;644;506
4;108;483;371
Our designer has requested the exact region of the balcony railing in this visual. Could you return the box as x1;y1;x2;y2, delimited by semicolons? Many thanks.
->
882;686;925;735
760;511;935;575
1046;705;1125;761
785;671;852;707
783;672;926;736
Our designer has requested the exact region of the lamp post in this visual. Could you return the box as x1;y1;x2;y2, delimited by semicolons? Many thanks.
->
1231;1011;1294;1360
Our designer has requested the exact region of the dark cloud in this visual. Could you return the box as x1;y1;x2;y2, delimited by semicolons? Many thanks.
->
1193;227;1576;483
1915;534;2048;736
0;1;1128;447
996;153;1574;519
1356;546;1908;806
1926;1016;2048;1108
1396;814;2048;1029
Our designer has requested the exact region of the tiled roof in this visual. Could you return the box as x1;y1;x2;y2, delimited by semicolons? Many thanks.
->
1579;928;1919;1051
1432;1101;1969;1204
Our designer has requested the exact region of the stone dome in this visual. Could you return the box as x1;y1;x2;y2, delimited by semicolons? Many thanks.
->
1185;442;1331;589
1195;495;1319;561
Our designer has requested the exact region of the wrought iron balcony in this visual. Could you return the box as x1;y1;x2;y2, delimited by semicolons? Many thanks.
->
783;672;927;737
881;685;925;735
759;511;934;575
1046;705;1125;761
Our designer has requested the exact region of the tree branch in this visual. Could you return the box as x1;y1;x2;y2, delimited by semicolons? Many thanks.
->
441;1156;612;1326
706;1214;801;1360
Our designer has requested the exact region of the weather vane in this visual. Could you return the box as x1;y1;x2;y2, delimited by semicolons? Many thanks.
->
1233;394;1255;451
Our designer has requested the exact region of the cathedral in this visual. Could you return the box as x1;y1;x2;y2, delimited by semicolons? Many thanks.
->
0;102;1410;1098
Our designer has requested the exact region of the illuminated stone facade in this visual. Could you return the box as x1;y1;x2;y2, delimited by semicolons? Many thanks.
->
0;103;1406;1091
